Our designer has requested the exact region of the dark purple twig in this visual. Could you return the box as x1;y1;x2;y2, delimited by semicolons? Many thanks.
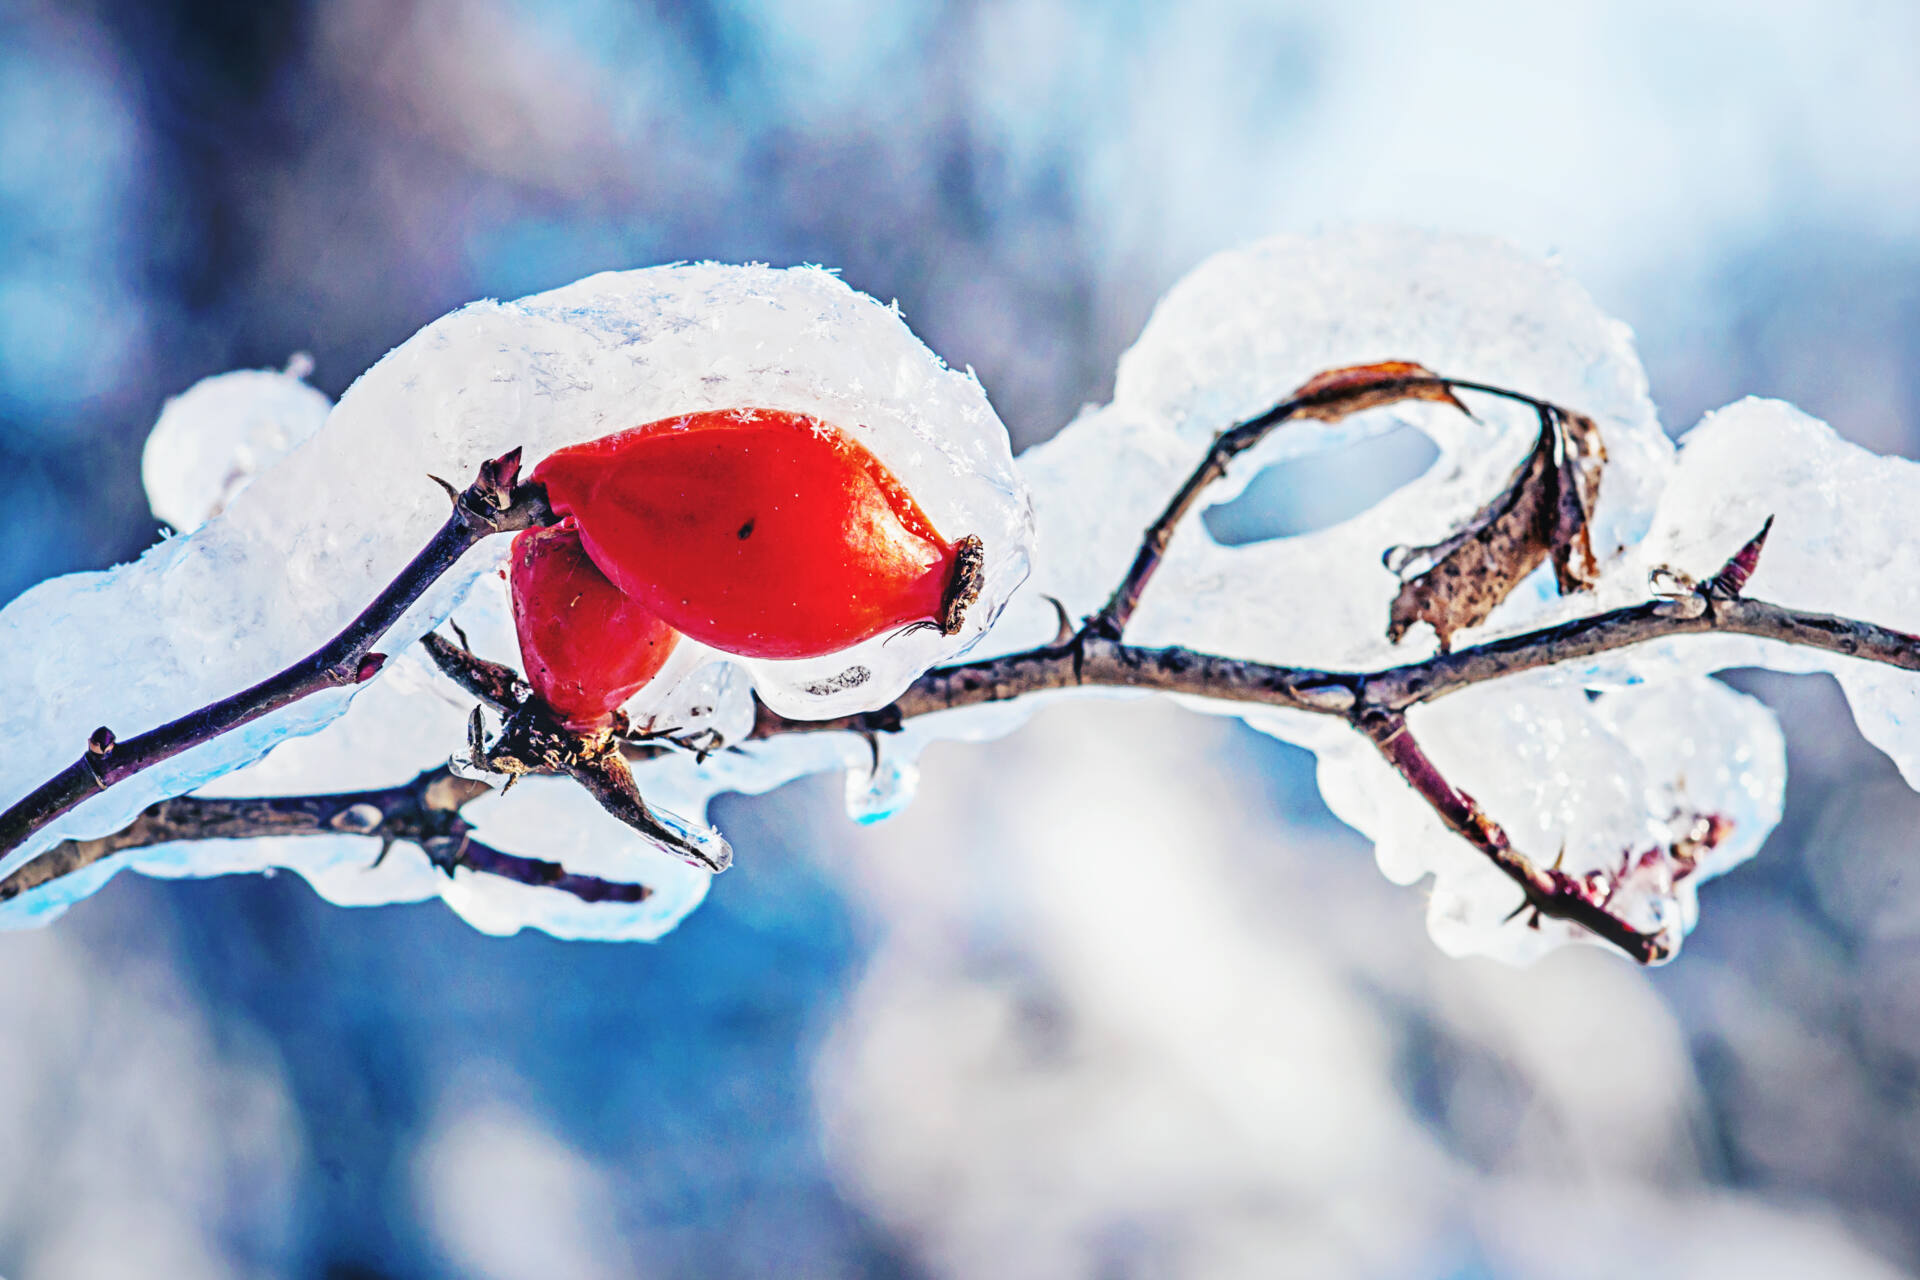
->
1352;708;1666;963
448;838;649;904
0;450;555;864
0;766;650;906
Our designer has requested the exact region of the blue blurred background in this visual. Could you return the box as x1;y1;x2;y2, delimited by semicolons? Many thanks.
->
6;2;1920;1277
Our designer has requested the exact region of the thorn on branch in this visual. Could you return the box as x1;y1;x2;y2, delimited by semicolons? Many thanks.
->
1353;704;1669;964
1707;516;1775;599
1041;595;1076;648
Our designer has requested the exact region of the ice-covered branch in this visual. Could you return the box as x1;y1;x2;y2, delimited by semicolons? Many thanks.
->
9;236;1913;965
0;765;655;906
0;450;555;866
28;508;1893;959
759;578;1920;737
1349;706;1665;961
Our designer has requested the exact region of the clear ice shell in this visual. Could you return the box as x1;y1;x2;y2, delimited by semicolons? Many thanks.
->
0;263;1032;935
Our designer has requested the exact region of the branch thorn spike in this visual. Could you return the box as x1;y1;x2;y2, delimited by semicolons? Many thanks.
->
1041;594;1076;648
1709;514;1776;598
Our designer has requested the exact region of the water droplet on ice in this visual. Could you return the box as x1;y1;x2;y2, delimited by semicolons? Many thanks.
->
845;752;920;824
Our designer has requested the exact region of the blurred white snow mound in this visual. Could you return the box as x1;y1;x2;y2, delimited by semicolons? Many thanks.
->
0;263;1031;936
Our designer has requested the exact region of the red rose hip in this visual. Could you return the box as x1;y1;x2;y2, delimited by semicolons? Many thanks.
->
532;409;982;660
509;520;680;730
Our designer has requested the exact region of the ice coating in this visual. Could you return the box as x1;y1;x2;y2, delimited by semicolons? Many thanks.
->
130;651;713;942
1100;228;1674;667
1309;677;1784;962
0;263;1032;935
9;230;1918;961
1629;399;1920;787
141;361;333;531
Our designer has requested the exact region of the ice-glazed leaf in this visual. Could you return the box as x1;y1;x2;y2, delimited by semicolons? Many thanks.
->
1547;409;1607;593
1287;359;1471;424
1386;405;1607;651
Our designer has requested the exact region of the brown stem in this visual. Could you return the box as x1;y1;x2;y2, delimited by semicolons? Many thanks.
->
745;583;1920;745
0;766;650;906
0;450;555;864
418;632;730;872
1352;708;1667;963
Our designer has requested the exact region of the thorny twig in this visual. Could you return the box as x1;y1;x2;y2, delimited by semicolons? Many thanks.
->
0;448;556;869
0;766;652;905
10;381;1919;959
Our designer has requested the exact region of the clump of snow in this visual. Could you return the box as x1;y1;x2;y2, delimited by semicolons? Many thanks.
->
141;358;332;531
1088;227;1674;669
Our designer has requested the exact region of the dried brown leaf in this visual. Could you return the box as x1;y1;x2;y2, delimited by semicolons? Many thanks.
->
1547;409;1606;593
1386;406;1607;652
1289;360;1471;424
